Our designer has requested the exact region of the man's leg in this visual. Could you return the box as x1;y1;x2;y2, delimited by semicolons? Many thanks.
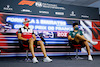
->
74;34;91;55
37;41;47;58
75;34;89;42
37;40;52;62
29;40;39;63
74;34;93;60
82;41;91;55
29;40;35;58
75;34;98;45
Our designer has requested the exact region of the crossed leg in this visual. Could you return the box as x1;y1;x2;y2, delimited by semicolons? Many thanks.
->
74;34;91;55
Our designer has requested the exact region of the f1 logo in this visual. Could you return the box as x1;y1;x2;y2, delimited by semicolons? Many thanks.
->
18;1;36;6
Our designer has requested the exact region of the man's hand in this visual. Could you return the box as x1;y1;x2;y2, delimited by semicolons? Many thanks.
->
71;38;74;40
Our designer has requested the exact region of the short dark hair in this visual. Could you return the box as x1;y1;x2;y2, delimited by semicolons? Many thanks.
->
73;23;78;27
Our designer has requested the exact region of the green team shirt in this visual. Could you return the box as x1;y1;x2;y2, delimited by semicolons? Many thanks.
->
69;30;83;38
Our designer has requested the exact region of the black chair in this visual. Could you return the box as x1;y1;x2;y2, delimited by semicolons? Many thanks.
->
67;32;85;60
16;32;46;62
16;31;36;62
69;40;86;60
18;39;33;62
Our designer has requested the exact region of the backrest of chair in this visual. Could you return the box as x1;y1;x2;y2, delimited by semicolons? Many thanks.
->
72;44;81;49
67;32;69;37
16;31;18;36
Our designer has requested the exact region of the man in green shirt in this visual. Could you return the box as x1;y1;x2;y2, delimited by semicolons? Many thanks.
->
68;23;98;61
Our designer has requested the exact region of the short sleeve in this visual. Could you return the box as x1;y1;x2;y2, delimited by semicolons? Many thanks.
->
69;31;72;36
80;30;83;35
18;28;22;33
32;30;34;35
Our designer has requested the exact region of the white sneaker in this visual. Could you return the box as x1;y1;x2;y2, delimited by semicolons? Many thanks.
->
90;41;98;45
43;57;52;62
32;57;39;63
88;55;93;61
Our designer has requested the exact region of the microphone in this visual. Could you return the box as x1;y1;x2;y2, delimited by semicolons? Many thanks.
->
40;36;45;43
39;33;47;45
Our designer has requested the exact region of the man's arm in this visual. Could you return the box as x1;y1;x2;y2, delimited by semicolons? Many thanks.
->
68;35;74;40
32;34;36;40
18;33;27;41
81;35;84;38
68;31;74;40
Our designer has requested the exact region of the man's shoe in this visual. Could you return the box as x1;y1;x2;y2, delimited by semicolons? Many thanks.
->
90;41;98;45
88;55;93;61
43;57;52;62
32;57;39;63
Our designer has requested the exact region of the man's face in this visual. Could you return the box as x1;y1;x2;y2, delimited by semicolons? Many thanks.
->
73;25;78;30
23;22;29;27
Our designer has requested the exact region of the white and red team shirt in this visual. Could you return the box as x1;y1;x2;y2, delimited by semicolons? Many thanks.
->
18;27;34;39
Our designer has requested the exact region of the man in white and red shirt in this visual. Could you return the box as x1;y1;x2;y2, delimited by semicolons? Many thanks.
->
17;18;52;63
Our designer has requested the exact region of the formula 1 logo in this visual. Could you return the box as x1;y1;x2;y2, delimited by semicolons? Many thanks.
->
18;0;36;6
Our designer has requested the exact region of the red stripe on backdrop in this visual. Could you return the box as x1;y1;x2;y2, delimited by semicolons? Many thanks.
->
0;33;8;53
92;21;100;51
0;14;6;24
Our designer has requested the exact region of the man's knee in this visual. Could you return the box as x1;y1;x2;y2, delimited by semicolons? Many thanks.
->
75;33;80;37
29;40;33;43
82;40;89;46
29;40;34;45
83;40;88;43
39;40;43;43
38;41;43;45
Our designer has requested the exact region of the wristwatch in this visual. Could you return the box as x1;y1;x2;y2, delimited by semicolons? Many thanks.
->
27;39;29;41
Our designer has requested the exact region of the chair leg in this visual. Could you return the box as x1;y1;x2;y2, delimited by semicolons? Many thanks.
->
0;50;1;55
75;49;84;60
0;50;1;53
25;50;31;62
26;50;29;60
75;49;78;59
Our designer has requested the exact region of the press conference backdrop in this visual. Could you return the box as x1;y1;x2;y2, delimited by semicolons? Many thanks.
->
0;0;100;57
0;14;100;57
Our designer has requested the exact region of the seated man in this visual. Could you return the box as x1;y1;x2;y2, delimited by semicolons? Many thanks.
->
68;23;98;61
17;18;52;63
